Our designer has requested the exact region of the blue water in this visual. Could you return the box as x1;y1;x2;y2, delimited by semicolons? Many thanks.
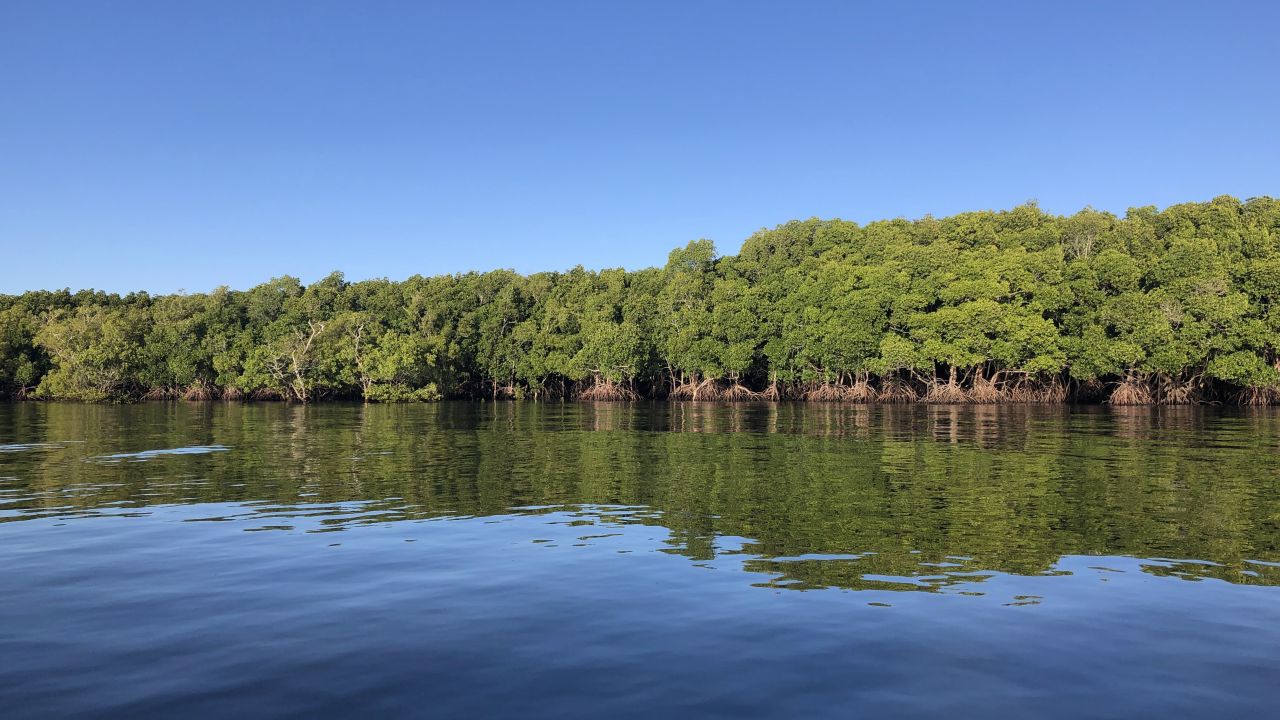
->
1;402;1278;718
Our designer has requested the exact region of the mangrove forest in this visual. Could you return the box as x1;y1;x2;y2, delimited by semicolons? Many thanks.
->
4;195;1280;405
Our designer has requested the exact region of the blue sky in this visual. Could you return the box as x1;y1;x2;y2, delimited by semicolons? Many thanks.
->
2;1;1278;294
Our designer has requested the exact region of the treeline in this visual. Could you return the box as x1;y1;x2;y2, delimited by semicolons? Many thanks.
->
3;195;1280;404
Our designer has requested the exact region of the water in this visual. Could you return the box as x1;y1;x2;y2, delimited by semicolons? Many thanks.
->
1;402;1278;718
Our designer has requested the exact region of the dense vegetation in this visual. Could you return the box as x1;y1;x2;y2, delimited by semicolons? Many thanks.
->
4;195;1280;404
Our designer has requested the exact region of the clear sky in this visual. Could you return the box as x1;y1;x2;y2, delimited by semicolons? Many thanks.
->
2;1;1278;294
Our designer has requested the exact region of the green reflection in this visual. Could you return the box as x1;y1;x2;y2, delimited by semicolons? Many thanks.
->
2;402;1278;589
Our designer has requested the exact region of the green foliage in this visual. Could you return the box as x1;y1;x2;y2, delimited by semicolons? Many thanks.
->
0;305;45;397
4;196;1280;403
33;306;147;401
363;382;441;403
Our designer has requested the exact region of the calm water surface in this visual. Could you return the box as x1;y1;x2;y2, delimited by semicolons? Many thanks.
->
2;402;1278;718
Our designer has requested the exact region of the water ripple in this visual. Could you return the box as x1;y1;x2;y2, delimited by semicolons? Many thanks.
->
88;445;231;463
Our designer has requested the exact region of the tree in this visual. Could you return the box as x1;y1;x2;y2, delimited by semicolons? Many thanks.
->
4;195;1279;405
34;306;147;401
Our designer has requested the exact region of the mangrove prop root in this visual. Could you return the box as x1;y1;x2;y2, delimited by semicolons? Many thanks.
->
721;383;762;402
1109;378;1153;406
577;380;639;402
925;381;969;404
877;378;919;404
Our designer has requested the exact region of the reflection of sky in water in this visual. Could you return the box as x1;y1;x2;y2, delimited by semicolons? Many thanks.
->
3;403;1280;717
87;445;230;463
5;496;1277;594
3;402;1280;594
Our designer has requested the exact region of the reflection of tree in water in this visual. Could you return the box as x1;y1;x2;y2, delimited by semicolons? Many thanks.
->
2;402;1279;589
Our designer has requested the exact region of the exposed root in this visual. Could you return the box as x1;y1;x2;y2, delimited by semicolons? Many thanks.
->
925;381;968;404
1039;378;1069;403
722;383;762;402
1007;377;1070;403
142;386;180;401
490;384;518;400
1238;385;1280;405
105;372;1269;405
577;379;638;401
669;381;697;400
968;374;1004;404
878;377;918;404
1160;385;1197;404
692;378;722;401
671;377;723;401
1005;379;1037;403
1155;375;1201;405
846;376;879;403
803;380;879;403
1108;374;1203;405
1108;376;1152;406
182;382;217;401
1073;379;1108;404
804;383;846;402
